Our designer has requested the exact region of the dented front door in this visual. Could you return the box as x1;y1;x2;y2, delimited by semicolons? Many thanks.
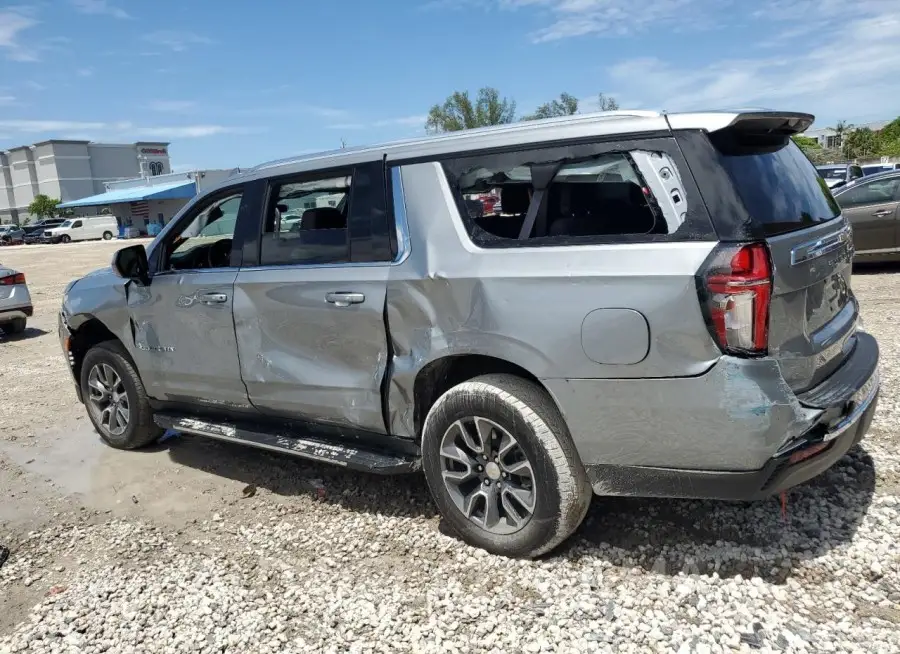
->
127;271;250;408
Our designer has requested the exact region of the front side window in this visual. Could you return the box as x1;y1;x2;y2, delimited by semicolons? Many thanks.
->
71;220;82;228
60;220;73;228
165;191;242;271
442;147;678;247
839;177;900;208
260;174;351;266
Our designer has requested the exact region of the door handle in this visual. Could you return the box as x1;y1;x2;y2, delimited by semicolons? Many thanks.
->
197;292;228;304
873;209;893;217
325;292;365;307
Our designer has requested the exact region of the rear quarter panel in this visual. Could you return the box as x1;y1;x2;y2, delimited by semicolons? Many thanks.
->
386;162;721;437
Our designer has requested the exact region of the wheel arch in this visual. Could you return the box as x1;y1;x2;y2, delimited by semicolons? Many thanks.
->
412;353;566;442
67;314;130;388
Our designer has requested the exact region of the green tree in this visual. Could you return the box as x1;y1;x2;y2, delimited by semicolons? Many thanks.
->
522;92;579;121
26;194;60;224
597;93;619;111
831;120;853;157
425;87;517;133
844;127;882;160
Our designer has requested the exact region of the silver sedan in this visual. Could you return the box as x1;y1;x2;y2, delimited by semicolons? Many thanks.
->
0;265;33;335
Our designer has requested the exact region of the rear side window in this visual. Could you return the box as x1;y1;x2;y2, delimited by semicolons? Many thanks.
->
838;177;900;207
709;134;840;237
260;174;351;266
440;140;706;248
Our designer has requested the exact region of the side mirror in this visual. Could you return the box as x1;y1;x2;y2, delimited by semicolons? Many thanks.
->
111;245;150;285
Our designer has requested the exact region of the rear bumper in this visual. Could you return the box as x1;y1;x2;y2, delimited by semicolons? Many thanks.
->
546;330;880;500
0;305;33;322
584;383;878;501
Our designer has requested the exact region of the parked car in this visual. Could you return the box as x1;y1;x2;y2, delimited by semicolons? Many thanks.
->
23;218;66;243
59;109;879;557
0;265;33;335
833;170;900;262
44;216;117;243
0;225;25;245
816;163;864;189
862;163;900;177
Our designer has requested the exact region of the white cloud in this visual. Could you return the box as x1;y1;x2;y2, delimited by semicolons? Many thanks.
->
0;7;38;59
71;0;131;19
606;6;900;126
149;100;197;112
326;123;366;130
0;120;253;139
76;67;94;77
0;96;17;106
143;30;213;52
25;80;45;91
373;114;428;127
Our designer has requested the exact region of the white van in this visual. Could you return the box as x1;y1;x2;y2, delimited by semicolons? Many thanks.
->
44;216;118;243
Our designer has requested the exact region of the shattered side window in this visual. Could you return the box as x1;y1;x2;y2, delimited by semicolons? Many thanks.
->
441;143;691;247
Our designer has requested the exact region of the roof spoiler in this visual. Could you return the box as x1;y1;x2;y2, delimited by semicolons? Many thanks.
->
665;110;815;136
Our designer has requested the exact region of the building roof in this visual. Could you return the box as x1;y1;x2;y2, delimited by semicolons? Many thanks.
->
57;179;196;208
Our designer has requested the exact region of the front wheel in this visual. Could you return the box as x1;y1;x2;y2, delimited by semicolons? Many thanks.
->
80;340;162;449
422;374;592;558
60;234;71;243
102;231;113;240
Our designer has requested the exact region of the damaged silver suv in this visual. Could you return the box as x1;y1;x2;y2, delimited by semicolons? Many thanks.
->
59;110;879;558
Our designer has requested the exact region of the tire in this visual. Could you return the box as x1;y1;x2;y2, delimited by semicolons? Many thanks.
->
3;318;26;334
422;374;592;558
79;340;162;450
102;231;113;240
60;234;71;243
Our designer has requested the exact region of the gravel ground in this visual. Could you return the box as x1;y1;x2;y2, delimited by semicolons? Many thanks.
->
1;244;899;653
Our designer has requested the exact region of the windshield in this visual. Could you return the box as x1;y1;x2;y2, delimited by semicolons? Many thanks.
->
817;167;848;179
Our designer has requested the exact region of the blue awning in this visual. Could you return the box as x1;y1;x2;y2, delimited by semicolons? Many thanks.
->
58;180;197;208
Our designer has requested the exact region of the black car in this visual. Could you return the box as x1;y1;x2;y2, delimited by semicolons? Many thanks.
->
23;218;65;243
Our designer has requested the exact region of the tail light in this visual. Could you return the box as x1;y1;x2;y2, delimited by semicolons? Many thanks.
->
699;243;772;355
0;272;25;286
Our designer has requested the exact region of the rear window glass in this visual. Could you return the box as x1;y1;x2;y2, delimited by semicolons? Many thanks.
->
711;135;840;237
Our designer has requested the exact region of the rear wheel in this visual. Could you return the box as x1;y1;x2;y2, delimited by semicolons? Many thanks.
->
60;234;71;243
80;340;162;449
2;318;26;335
422;374;592;558
102;231;113;240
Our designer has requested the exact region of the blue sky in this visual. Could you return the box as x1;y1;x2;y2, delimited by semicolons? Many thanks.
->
1;0;898;171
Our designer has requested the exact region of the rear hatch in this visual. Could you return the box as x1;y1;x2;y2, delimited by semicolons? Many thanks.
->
684;114;857;393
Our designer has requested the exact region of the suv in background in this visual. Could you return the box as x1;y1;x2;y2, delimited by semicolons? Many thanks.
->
817;163;864;189
59;110;879;557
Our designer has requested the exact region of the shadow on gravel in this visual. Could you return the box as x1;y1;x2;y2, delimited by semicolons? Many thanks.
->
564;446;876;583
852;261;900;274
164;434;875;583
164;435;438;519
0;327;49;342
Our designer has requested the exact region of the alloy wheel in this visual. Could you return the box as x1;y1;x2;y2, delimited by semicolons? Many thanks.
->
439;416;536;535
87;363;130;436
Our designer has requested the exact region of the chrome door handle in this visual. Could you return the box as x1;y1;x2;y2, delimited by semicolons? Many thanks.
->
325;292;365;307
198;292;228;304
873;209;893;217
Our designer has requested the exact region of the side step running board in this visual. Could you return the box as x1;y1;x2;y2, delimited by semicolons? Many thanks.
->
154;414;421;475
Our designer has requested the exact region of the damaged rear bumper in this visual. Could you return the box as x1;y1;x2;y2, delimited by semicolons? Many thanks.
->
548;331;880;501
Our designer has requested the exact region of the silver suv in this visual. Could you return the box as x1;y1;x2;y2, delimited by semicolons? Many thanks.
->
59;110;880;557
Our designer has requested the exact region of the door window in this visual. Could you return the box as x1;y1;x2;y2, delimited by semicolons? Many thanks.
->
164;190;243;271
839;177;900;208
72;220;83;228
260;174;351;266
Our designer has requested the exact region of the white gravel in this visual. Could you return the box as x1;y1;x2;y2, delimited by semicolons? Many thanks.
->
1;254;899;653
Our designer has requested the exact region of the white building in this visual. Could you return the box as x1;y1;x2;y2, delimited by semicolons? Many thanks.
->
0;140;171;224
